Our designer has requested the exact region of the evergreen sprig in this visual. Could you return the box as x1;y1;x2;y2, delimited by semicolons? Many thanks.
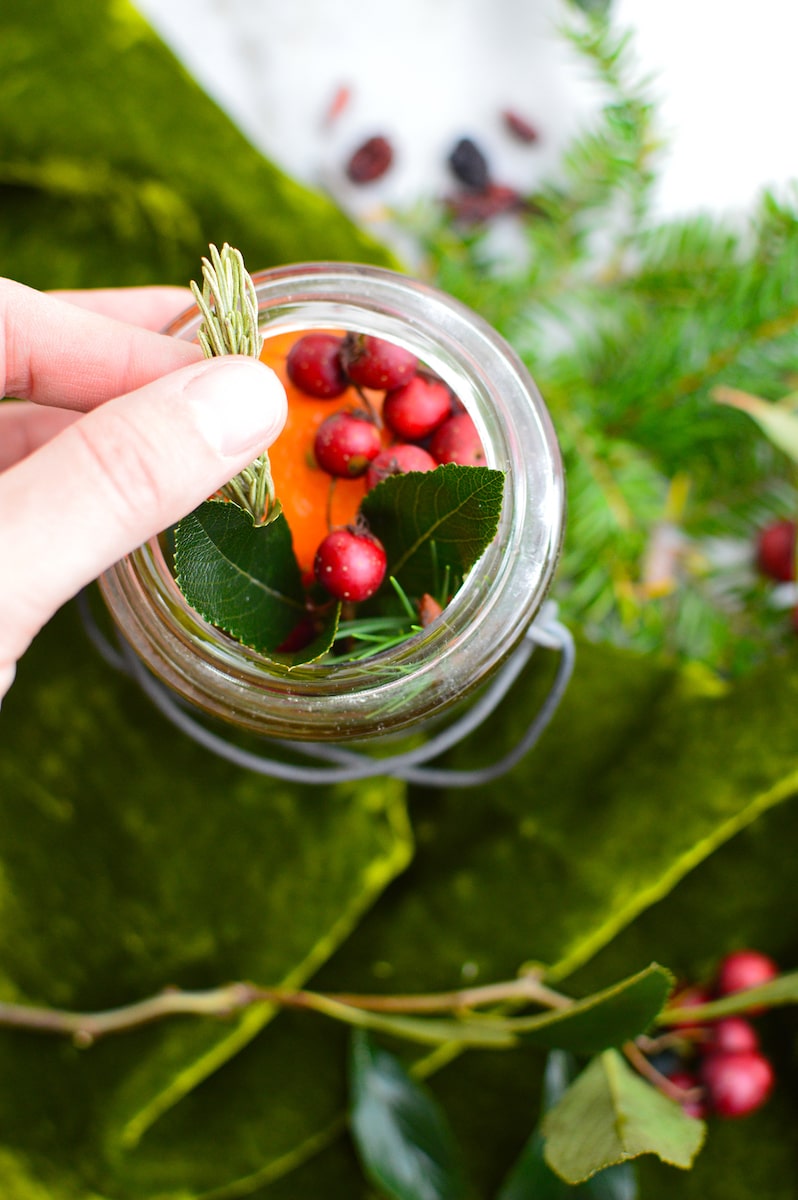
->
402;8;798;674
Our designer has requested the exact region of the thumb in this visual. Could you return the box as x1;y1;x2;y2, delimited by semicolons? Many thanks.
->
0;355;287;694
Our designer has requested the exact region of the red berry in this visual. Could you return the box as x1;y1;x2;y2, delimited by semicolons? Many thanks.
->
701;1051;774;1118
340;333;418;391
715;949;779;1004
706;1017;760;1056
313;411;382;479
365;444;437;490
286;334;348;399
430;412;486;466
314;528;387;602
383;377;453;442
756;519;796;581
346;135;394;184
663;984;713;1030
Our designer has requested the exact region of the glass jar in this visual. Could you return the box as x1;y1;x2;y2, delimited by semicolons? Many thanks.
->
99;263;564;743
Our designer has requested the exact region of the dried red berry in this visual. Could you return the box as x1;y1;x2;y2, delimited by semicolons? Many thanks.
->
365;444;437;490
701;1051;775;1118
340;333;418;390
502;109;540;144
286;334;348;399
314;527;387;602
346;135;394;184
430;412;486;466
383;376;453;442
756;519;796;581
448;137;491;190
313;411;382;478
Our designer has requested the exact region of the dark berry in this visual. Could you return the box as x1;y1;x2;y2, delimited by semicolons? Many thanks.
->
502;109;540;144
448;137;491;190
715;949;779;1011
446;183;523;225
314;527;387;602
346;135;394;184
383;376;453;442
286;334;348;399
365;444;437;490
756;519;796;581
339;333;418;390
701;1050;774;1118
313;411;382;478
430;412;486;466
706;1017;760;1056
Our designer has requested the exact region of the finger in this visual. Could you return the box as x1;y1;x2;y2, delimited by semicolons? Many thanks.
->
0;356;287;697
1;278;202;412
0;401;81;470
49;286;194;332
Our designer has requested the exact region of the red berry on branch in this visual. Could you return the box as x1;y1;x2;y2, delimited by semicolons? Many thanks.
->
715;949;779;1001
756;519;796;581
365;444;437;490
313;411;382;479
666;1070;708;1120
430;412;486;466
346;135;394;184
314;527;387;602
340;333;418;391
701;1050;775;1118
286;334;348;399
383;376;453;442
706;1017;760;1056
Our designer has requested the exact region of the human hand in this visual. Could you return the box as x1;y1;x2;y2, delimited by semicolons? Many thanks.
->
0;279;287;703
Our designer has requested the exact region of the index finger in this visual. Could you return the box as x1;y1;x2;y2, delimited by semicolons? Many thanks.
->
1;278;202;412
49;285;194;332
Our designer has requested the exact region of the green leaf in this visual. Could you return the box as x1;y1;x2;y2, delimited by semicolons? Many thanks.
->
174;500;322;659
506;963;672;1054
359;465;504;597
714;386;798;462
349;1031;472;1200
542;1050;705;1185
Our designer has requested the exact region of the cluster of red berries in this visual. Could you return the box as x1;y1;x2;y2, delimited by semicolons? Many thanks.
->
285;331;485;604
660;948;779;1119
756;518;798;630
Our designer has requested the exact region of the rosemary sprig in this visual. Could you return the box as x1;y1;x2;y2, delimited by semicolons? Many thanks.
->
190;242;281;526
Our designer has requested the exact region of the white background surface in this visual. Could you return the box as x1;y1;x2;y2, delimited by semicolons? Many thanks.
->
133;0;798;228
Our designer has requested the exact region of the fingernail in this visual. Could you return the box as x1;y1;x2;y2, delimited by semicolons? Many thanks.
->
186;357;287;457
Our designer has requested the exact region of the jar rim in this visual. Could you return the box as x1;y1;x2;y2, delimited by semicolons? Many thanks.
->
100;262;565;740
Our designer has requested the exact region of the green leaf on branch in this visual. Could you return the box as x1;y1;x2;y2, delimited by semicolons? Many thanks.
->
498;1052;639;1200
174;499;339;662
542;1050;705;1185
506;963;672;1054
349;1031;472;1200
359;465;504;597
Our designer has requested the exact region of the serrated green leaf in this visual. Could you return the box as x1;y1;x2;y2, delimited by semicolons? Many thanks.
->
174;501;308;655
542;1050;705;1185
359;465;504;597
349;1031;472;1200
506;963;671;1053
